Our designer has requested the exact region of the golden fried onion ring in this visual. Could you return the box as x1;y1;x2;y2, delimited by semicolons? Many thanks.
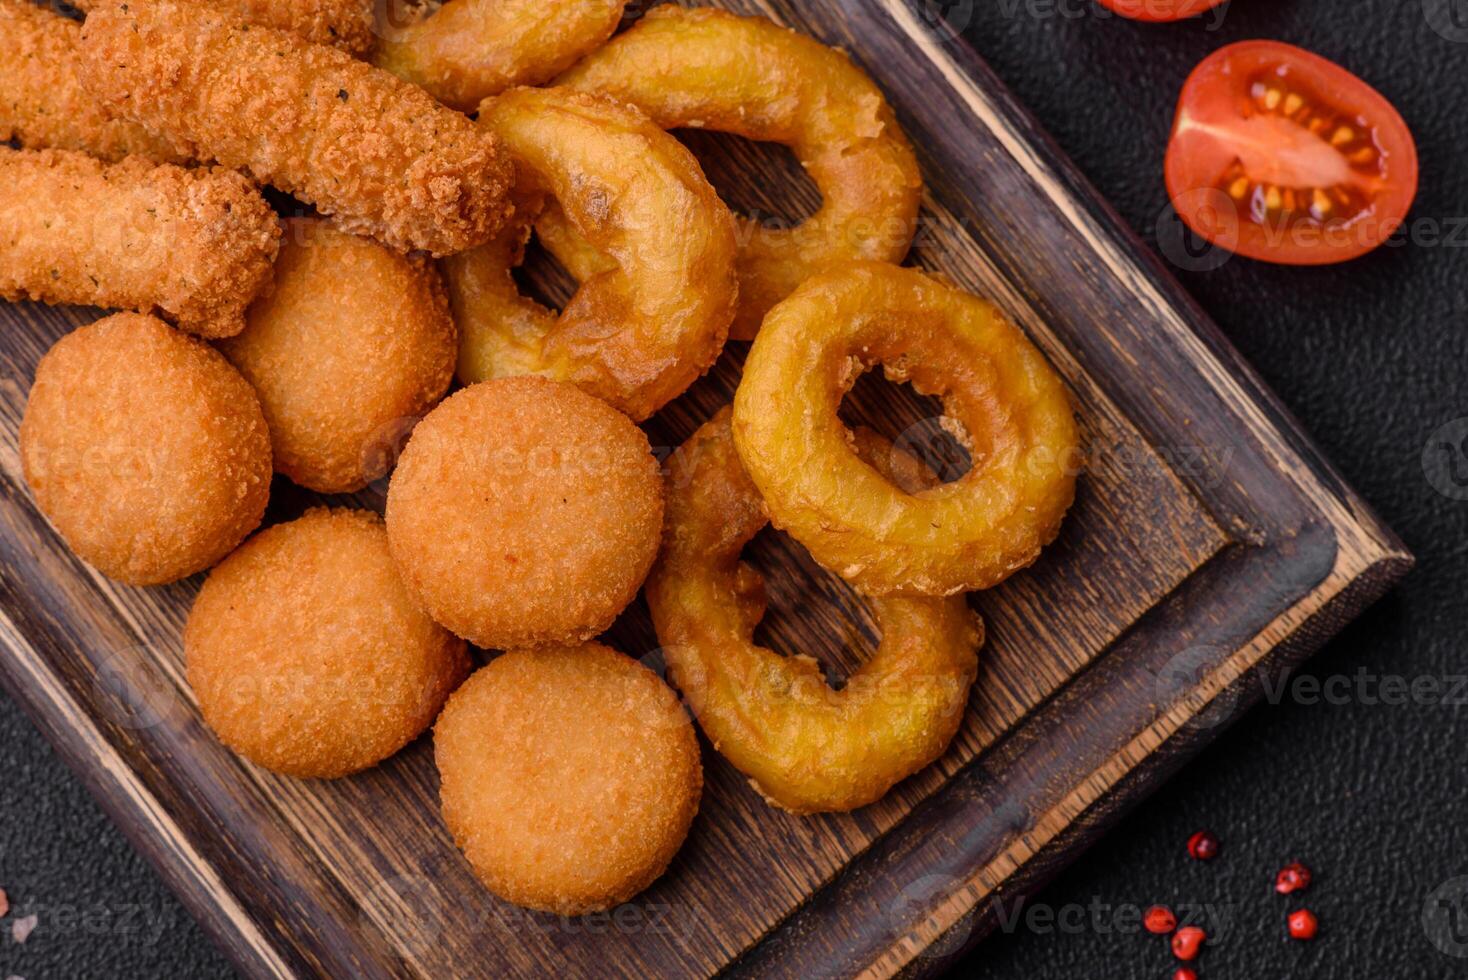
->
374;0;625;113
443;87;737;421
645;407;982;814
560;4;923;341
732;261;1080;597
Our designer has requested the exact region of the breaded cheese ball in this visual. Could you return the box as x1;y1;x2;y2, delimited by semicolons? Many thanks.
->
435;643;702;914
217;219;458;494
20;313;270;585
185;508;470;779
385;377;663;649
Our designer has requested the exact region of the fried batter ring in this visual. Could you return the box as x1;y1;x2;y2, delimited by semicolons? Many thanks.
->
374;0;625;113
560;4;923;340
645;407;982;814
443;87;738;421
732;261;1080;597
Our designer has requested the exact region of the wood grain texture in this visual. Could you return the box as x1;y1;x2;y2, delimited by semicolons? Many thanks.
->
0;1;1409;977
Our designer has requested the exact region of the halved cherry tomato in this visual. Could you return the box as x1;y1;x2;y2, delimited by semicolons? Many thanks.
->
1164;41;1418;265
1097;0;1227;22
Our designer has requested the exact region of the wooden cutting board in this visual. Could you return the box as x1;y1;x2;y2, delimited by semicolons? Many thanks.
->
0;1;1410;976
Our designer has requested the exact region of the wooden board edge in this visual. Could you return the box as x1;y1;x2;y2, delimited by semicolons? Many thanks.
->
867;536;1413;976
0;606;301;980
900;547;1414;977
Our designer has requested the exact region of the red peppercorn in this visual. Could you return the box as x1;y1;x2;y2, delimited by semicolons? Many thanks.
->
1172;925;1206;960
1173;969;1198;980
1276;861;1312;894
1187;830;1220;861
1144;905;1178;934
1288;909;1318;940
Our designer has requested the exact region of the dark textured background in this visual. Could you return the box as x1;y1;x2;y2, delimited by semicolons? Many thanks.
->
2;1;1465;977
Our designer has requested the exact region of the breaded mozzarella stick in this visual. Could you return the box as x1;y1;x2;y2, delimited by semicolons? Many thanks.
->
79;0;514;256
0;148;281;339
68;0;377;54
0;0;187;162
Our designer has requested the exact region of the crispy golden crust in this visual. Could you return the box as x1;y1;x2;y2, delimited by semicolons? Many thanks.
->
186;508;470;779
645;408;982;813
0;0;189;162
731;261;1080;597
435;644;701;914
385;376;663;650
560;4;923;340
20;313;271;585
443;87;737;421
0;148;280;338
78;0;514;256
70;0;376;52
375;0;625;112
218;218;457;494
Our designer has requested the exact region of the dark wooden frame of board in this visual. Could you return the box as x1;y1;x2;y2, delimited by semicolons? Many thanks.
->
0;1;1410;978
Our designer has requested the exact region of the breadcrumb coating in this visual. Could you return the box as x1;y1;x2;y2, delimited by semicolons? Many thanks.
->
20;313;271;585
71;0;377;54
435;644;701;914
0;0;188;162
218;218;457;494
186;508;470;779
78;0;514;256
0;147;280;338
385;376;664;650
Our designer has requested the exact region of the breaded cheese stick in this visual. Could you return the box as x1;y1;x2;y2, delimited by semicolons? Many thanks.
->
79;0;514;256
68;0;377;54
0;0;187;162
0;148;281;338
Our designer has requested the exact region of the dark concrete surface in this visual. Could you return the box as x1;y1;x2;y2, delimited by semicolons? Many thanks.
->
948;1;1468;977
1;1;1465;978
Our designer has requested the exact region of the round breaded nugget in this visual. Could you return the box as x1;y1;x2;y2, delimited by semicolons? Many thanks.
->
186;508;470;779
218;219;457;494
385;377;663;649
435;643;702;914
20;312;271;585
